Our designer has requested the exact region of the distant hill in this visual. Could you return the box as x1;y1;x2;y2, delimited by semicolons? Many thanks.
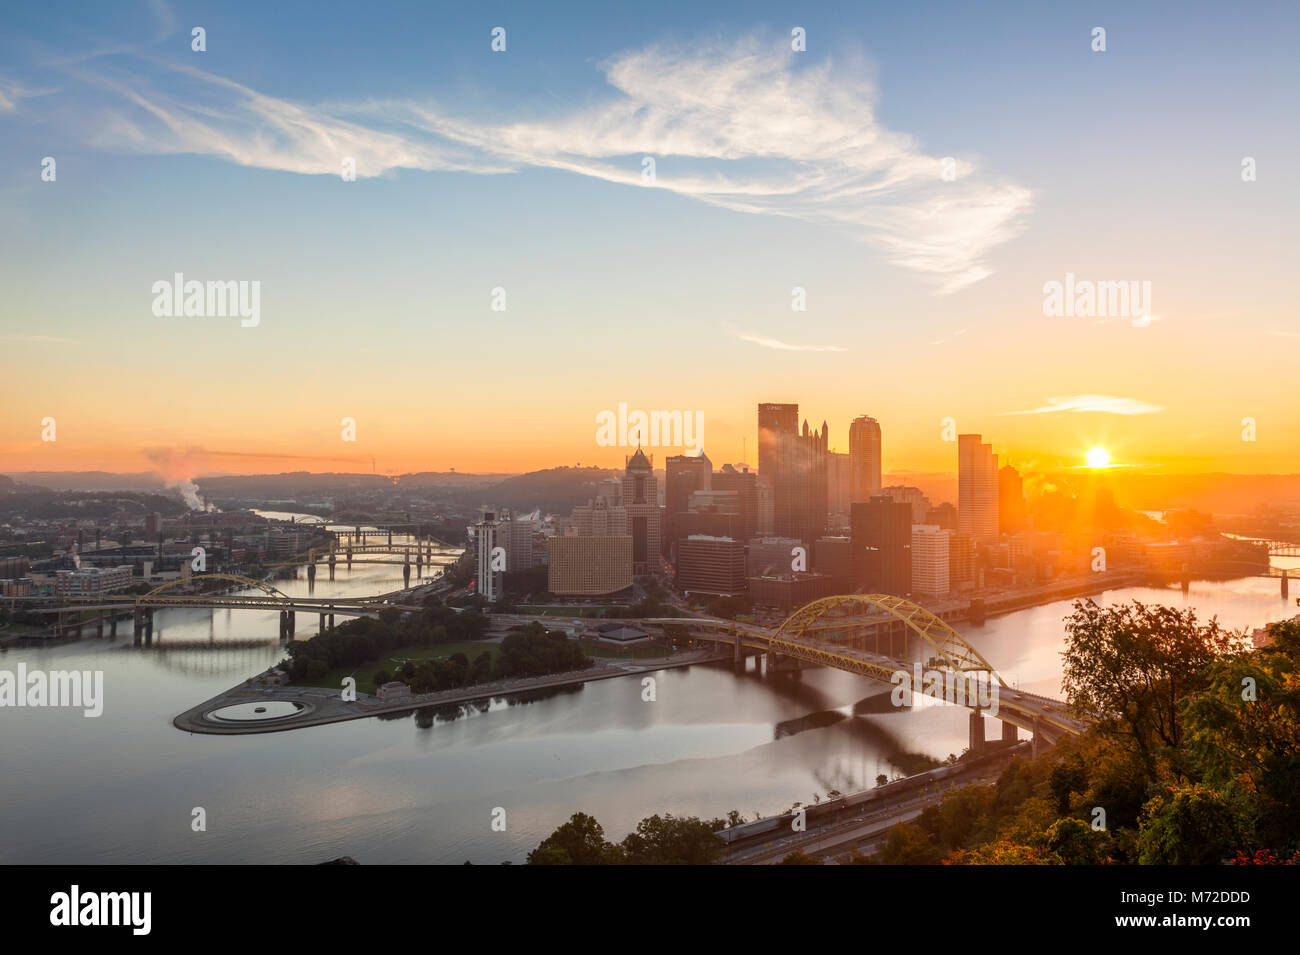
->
196;471;514;499
447;466;621;516
2;472;164;491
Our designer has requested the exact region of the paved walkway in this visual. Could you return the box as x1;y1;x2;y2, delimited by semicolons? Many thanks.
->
172;648;729;735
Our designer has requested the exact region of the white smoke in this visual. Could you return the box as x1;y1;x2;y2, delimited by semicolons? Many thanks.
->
172;479;212;511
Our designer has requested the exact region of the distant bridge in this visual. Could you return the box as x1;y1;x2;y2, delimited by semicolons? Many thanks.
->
32;574;425;640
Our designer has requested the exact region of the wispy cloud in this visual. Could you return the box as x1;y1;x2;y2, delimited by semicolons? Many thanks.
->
0;79;56;112
1000;395;1164;416
736;331;844;352
144;0;177;40
40;36;1032;292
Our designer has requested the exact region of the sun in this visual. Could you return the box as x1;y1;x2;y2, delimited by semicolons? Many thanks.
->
1086;447;1112;469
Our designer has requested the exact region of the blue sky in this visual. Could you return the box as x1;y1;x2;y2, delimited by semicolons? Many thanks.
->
2;0;1298;474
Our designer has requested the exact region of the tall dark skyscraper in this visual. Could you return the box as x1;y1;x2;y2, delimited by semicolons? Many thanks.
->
850;495;912;596
757;403;799;476
711;463;758;543
757;403;828;548
664;451;712;559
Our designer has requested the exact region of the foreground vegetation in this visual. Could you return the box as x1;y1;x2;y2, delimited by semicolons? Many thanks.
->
856;601;1299;864
528;812;730;865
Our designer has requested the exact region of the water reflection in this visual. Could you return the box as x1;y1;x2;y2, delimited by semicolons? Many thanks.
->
2;541;1295;864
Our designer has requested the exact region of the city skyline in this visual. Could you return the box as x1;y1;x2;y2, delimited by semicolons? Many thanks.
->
3;2;1299;476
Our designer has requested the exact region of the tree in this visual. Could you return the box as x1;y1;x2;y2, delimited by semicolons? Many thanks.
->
619;814;726;865
1062;599;1239;776
1136;784;1248;865
527;812;615;865
1182;619;1300;854
1041;817;1113;865
873;822;942;865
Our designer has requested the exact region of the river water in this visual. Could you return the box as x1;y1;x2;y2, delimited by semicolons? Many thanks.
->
3;514;1296;864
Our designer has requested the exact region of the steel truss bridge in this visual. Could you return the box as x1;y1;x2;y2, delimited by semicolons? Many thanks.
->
548;594;1091;751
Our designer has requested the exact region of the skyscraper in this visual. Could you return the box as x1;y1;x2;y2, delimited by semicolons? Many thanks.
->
473;508;502;602
757;402;799;476
664;451;712;560
849;416;882;503
999;464;1027;535
911;524;952;597
622;447;661;574
711;463;758;542
549;498;632;596
959;434;999;543
827;451;852;527
850;496;912;596
757;403;828;548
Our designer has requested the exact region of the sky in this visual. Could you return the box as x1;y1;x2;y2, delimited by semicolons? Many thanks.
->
1;0;1298;480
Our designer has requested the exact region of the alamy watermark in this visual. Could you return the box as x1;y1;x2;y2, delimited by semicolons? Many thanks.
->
152;273;260;327
1042;272;1152;326
890;663;999;717
0;664;103;717
595;402;703;453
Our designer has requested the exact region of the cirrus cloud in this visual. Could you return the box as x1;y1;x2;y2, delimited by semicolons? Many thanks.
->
37;35;1033;293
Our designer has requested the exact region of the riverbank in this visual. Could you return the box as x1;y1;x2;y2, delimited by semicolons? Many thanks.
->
173;646;730;735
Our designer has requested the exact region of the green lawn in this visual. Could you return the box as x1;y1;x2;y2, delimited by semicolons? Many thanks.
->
291;640;500;695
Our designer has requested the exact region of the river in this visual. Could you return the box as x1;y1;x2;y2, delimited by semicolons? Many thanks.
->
2;513;1296;864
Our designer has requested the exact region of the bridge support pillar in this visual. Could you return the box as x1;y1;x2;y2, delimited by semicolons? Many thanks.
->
403;563;411;588
110;614;117;639
144;609;153;643
1283;571;1289;600
96;612;104;639
287;610;294;637
416;553;423;576
1001;719;1018;746
134;607;144;638
969;710;987;754
1031;718;1042;760
732;634;741;666
319;613;326;635
307;563;316;588
328;555;336;580
329;609;335;628
346;548;352;569
387;530;392;547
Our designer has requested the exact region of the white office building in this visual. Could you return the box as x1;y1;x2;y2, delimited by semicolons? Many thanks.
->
911;524;951;597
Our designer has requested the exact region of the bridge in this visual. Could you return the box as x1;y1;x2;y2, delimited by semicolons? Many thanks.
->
31;574;425;640
501;594;1091;755
1228;538;1300;557
1176;560;1296;598
268;536;459;589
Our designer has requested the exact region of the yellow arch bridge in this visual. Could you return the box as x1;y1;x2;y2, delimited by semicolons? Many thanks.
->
603;594;1090;754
